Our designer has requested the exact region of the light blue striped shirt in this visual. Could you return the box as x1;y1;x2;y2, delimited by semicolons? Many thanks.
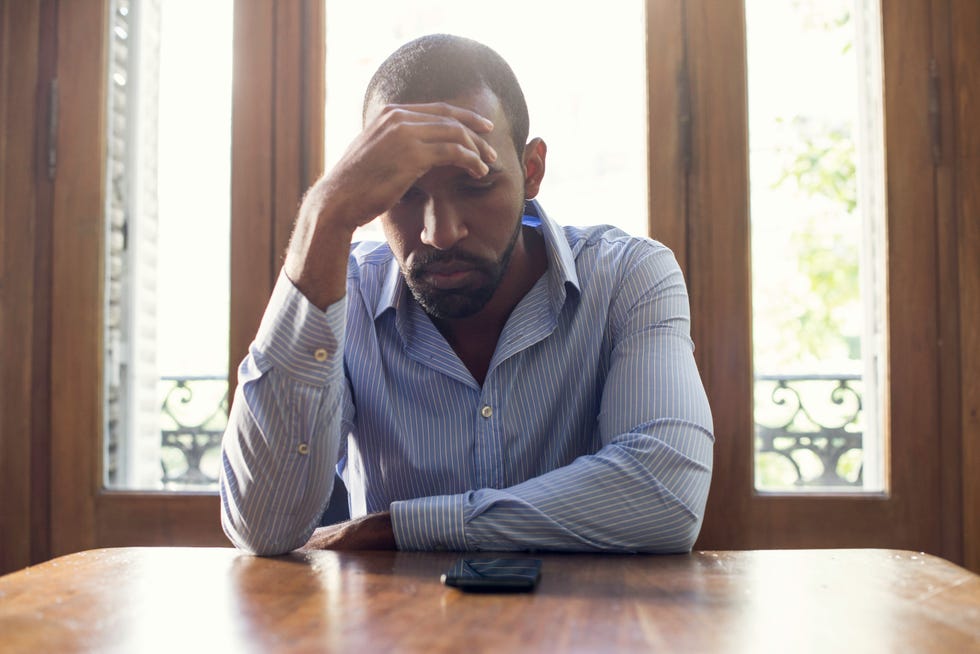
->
220;207;714;555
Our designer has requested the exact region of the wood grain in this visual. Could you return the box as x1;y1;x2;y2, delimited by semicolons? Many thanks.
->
272;0;325;283
645;0;687;257
931;0;964;567
29;0;57;572
951;0;980;572
680;0;754;551
48;0;107;559
95;493;228;548
880;0;945;556
229;0;276;394
229;0;324;399
1;548;978;653
0;0;40;574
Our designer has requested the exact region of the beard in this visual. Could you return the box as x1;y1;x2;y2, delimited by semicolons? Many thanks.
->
404;214;523;320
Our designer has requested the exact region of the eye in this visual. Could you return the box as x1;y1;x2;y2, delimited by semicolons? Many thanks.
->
458;182;495;197
398;186;425;204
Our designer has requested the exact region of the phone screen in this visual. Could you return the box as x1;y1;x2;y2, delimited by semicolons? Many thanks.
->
440;557;542;592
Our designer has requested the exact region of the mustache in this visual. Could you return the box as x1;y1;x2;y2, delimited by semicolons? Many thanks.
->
408;248;493;275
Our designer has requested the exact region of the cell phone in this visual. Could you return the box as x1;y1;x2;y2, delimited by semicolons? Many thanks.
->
441;557;542;592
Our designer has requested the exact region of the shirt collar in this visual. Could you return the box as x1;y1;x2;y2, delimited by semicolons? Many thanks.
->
373;199;580;321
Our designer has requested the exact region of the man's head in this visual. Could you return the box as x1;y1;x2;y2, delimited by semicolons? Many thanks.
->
363;35;545;321
364;34;529;163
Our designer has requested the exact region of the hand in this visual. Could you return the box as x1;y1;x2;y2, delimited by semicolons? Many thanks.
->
299;512;397;551
316;102;498;229
284;102;498;309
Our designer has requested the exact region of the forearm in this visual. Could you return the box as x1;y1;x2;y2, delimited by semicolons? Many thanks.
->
393;421;713;553
219;275;349;555
283;179;358;311
220;368;343;554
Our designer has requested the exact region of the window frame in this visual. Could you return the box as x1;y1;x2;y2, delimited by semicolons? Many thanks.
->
645;0;974;562
41;0;324;557
2;0;976;572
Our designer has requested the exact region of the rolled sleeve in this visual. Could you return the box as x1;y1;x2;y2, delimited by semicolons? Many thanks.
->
391;494;470;551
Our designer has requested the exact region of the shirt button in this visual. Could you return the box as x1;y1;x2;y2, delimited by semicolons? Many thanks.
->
297;443;310;455
480;405;493;419
313;348;328;362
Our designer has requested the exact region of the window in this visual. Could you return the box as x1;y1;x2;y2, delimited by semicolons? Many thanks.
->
745;0;886;491
103;0;232;490
25;0;969;565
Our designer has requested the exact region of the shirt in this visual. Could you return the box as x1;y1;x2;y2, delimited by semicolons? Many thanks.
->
219;205;714;555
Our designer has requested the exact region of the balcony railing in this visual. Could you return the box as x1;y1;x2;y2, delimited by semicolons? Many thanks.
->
159;375;227;487
157;373;867;490
754;373;864;489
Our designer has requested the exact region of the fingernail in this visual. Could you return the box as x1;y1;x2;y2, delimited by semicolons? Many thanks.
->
487;147;497;162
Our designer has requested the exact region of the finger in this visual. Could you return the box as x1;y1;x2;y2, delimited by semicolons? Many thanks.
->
381;102;494;134
418;141;491;178
374;106;497;164
417;121;497;166
375;117;494;178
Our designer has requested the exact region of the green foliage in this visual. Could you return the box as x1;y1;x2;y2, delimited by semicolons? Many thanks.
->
792;0;853;52
770;118;861;364
774;119;856;212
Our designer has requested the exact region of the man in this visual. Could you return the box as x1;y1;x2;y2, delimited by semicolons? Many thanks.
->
220;34;713;555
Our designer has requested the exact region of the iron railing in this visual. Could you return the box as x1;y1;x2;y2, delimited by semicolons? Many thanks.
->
159;375;227;487
754;373;864;488
158;373;867;490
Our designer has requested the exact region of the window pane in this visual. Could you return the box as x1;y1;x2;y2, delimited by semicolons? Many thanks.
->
325;0;647;239
104;0;232;490
746;0;886;492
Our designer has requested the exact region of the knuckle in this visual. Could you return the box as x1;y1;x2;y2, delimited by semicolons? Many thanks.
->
378;106;408;127
448;143;473;160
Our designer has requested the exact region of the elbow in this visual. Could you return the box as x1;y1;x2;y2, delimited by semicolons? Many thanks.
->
629;490;707;554
667;517;704;553
219;475;312;556
634;514;703;554
220;505;308;556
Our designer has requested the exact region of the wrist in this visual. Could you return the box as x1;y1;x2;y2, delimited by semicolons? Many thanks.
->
351;512;397;550
283;213;356;311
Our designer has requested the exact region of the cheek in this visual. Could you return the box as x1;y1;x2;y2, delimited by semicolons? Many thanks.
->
379;215;412;259
478;190;525;236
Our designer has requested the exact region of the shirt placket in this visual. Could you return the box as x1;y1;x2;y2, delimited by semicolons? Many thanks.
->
474;381;504;489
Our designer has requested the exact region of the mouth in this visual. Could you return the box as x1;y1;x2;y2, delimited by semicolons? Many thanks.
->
418;265;480;290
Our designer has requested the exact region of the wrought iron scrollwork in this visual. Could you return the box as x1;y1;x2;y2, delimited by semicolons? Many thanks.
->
755;374;864;488
159;375;228;487
157;374;865;490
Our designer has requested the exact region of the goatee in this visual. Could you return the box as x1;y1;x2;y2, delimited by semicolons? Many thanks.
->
405;217;522;320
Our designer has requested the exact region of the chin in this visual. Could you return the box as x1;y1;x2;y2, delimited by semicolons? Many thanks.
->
414;287;494;320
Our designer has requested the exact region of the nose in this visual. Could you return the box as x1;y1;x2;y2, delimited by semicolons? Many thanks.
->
420;198;468;250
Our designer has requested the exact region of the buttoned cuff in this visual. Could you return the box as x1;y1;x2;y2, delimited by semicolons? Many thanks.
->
251;270;346;386
390;493;470;551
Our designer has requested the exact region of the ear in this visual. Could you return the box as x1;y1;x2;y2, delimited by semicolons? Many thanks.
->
521;138;547;199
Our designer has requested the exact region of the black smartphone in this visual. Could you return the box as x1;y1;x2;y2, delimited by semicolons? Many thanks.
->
440;557;542;592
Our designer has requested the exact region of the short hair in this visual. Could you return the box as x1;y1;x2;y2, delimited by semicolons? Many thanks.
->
363;34;530;157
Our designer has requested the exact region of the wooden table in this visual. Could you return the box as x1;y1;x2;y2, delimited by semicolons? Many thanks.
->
1;548;978;653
